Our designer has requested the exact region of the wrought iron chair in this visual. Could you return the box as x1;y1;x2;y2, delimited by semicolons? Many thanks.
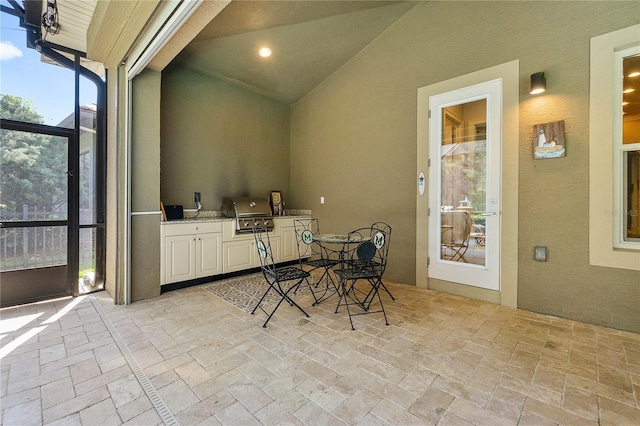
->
251;224;313;327
370;222;394;301
441;211;472;262
334;225;391;330
294;218;339;303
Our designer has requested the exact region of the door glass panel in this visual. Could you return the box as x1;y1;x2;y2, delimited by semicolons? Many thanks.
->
439;99;487;266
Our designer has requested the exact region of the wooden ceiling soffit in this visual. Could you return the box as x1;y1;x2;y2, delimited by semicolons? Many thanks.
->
87;0;162;68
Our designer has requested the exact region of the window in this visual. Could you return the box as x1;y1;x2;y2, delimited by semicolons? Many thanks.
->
589;25;640;270
615;49;640;246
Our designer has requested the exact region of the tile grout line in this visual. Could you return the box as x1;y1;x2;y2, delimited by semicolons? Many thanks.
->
89;295;179;426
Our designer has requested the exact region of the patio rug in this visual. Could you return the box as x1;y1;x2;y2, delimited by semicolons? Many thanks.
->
205;272;312;312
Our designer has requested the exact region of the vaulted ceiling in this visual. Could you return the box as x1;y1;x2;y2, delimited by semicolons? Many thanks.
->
171;1;417;103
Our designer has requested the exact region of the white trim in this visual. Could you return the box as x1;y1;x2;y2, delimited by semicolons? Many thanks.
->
589;24;640;271
427;80;502;291
126;0;204;79
131;211;163;216
416;60;519;307
125;73;132;305
612;45;640;251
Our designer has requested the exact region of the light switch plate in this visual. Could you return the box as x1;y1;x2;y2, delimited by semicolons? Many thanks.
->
535;246;547;262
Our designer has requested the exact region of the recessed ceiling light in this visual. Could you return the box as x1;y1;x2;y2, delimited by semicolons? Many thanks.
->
623;88;635;93
259;47;272;58
628;71;640;78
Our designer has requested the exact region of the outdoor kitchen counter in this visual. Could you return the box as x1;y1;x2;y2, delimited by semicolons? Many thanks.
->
160;209;312;224
160;210;313;285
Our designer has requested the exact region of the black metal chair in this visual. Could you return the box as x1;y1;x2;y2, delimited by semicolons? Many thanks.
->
370;222;394;302
294;218;339;303
334;225;391;330
251;224;313;327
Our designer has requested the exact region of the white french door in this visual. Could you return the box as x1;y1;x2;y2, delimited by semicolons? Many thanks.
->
428;79;502;291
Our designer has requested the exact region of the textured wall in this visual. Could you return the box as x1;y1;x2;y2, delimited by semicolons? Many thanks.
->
290;2;640;332
130;69;161;301
161;66;291;210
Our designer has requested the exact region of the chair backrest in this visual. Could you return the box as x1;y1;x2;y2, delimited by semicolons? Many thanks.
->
344;224;391;276
253;224;277;276
370;222;391;274
294;218;322;259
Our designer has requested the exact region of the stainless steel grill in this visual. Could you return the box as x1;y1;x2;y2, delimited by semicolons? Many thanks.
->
222;197;274;233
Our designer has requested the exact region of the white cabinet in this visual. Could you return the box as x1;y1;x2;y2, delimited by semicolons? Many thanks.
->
164;234;197;283
222;220;281;273
162;221;222;284
161;217;311;282
222;237;281;273
277;218;299;263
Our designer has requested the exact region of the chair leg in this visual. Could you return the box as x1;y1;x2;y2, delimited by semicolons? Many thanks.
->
334;279;356;330
313;267;338;305
368;278;389;326
379;281;395;301
251;282;276;315
292;276;317;304
337;277;389;329
360;278;394;310
279;280;310;317
343;280;356;331
256;279;310;328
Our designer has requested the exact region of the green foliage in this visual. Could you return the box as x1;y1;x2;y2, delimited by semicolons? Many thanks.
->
471;214;486;227
0;94;67;213
0;94;44;124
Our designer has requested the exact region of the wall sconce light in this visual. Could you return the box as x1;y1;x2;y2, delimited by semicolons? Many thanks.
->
530;72;546;95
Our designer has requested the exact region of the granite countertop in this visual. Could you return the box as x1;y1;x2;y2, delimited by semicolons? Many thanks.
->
161;209;311;224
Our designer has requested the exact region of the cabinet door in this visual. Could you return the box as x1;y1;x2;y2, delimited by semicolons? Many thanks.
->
197;232;222;277
165;235;196;283
280;227;298;262
223;240;255;273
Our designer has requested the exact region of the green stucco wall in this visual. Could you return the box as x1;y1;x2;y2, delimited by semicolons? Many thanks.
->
131;69;161;301
289;1;640;332
160;66;291;210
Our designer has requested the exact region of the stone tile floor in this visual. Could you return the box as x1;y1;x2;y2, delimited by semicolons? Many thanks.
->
1;277;639;425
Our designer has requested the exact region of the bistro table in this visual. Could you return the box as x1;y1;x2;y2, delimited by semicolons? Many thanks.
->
311;233;371;305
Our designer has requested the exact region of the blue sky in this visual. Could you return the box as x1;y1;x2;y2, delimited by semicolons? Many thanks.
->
1;4;97;126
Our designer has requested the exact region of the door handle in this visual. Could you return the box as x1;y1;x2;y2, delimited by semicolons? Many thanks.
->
478;211;497;216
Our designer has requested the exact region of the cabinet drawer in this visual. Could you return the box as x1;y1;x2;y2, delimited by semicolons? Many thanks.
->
275;218;295;228
163;221;222;236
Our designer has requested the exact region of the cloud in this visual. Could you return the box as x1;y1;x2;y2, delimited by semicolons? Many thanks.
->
0;41;24;61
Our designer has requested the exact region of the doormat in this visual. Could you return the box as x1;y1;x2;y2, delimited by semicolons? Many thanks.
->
205;272;312;312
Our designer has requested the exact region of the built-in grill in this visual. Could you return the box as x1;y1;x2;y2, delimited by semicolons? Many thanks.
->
222;197;275;233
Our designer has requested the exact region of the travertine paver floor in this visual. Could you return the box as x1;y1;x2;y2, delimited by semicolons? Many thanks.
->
1;277;640;425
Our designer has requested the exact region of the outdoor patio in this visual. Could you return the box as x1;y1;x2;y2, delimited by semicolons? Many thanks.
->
1;275;639;425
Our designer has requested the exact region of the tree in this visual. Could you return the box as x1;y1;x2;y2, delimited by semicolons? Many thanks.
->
0;94;67;217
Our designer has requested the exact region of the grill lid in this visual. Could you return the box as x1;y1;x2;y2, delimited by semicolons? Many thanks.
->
222;197;274;233
222;197;272;218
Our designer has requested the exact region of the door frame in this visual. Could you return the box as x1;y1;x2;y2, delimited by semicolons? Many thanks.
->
428;80;501;291
416;60;519;307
